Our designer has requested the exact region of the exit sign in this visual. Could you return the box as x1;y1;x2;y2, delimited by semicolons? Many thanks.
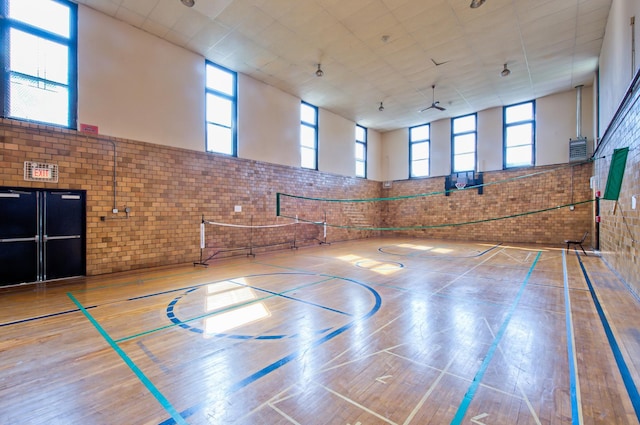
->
24;161;59;183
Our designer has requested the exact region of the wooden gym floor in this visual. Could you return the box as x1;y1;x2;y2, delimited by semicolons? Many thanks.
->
1;237;639;425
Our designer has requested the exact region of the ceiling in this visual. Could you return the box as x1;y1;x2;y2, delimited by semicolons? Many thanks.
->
75;0;613;133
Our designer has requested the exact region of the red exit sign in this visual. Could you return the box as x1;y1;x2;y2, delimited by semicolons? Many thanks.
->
32;167;51;179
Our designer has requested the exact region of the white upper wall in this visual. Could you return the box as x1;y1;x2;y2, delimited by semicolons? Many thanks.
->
78;6;204;151
381;87;595;180
77;4;379;179
77;3;600;184
598;0;640;137
238;74;300;168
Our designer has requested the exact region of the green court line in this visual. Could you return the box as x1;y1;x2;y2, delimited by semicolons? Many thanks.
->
115;275;337;343
68;268;206;295
67;292;187;425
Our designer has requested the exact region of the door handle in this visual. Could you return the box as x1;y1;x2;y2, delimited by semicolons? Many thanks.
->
0;236;39;243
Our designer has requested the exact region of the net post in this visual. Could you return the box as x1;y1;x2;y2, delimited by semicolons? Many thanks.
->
276;192;281;216
247;215;255;257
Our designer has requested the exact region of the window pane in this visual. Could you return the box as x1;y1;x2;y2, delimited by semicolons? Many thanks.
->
411;141;428;160
356;161;365;177
301;146;316;169
206;94;232;126
10;0;71;38
10;29;69;84
506;102;533;124
410;124;429;141
454;153;475;172
506;145;532;167
206;64;234;96
301;103;316;124
411;159;429;177
300;125;316;148
355;143;365;160
9;73;68;125
356;126;365;142
206;123;233;154
454;134;475;153
453;115;475;133
506;123;532;147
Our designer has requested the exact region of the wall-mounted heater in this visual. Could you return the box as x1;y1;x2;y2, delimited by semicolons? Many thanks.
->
569;85;589;162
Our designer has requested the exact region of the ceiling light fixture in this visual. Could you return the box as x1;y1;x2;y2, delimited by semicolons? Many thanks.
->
379;102;384;112
469;0;485;8
501;63;511;77
181;0;195;7
316;63;324;77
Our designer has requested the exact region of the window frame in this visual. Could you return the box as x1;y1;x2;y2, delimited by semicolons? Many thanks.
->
0;0;78;128
300;101;318;170
205;61;237;156
503;100;536;169
451;113;477;173
409;123;430;178
355;124;367;178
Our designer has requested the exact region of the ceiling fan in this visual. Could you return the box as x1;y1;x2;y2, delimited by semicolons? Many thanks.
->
420;85;446;112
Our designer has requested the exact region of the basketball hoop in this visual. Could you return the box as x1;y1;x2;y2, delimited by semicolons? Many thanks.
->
455;182;467;190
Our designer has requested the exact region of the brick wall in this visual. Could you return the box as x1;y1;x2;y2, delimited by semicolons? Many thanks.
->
0;118;595;278
0;119;380;275
595;74;640;294
381;163;593;245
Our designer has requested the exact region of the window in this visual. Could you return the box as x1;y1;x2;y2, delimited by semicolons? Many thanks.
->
504;101;535;168
452;114;477;173
300;102;318;170
409;124;430;178
355;125;367;178
1;0;77;127
206;62;237;155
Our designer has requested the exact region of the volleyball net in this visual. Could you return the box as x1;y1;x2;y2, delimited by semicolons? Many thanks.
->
194;215;323;266
276;161;596;241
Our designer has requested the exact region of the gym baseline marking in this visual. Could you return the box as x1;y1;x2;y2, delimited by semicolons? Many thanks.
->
0;305;97;327
576;250;640;421
67;292;187;425
562;249;583;424
450;251;541;424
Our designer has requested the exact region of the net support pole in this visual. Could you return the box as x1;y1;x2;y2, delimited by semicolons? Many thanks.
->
292;215;299;249
247;215;256;257
194;214;209;267
319;210;331;245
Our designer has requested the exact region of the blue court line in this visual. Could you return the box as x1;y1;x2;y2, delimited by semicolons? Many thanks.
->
115;274;343;343
562;249;582;424
450;251;541;425
575;251;640;420
67;292;188;425
0;305;97;327
158;276;383;425
232;279;352;316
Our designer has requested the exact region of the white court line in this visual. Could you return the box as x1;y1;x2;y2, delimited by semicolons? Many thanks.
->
403;355;456;425
387;350;525;399
435;247;506;293
269;402;303;425
483;317;542;425
321;314;405;369
316;382;399;425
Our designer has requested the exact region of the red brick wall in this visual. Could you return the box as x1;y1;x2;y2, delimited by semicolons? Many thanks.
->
0;119;381;275
380;164;593;245
594;75;640;293
0;118;594;277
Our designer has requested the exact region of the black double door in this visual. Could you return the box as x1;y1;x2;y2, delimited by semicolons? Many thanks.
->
0;188;86;286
